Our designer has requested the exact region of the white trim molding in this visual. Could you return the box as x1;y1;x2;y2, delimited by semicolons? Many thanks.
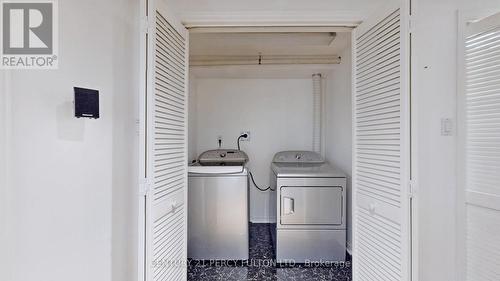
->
188;26;354;33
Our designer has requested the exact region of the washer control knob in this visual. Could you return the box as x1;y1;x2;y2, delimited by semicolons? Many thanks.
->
219;152;226;158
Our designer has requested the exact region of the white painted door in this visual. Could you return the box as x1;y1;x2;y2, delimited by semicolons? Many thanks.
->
144;1;189;280
352;3;411;281
459;11;500;281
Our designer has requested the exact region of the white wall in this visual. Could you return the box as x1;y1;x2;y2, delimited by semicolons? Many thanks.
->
190;77;314;222
324;39;352;251
0;69;8;281
110;1;140;280
0;0;138;280
414;0;500;280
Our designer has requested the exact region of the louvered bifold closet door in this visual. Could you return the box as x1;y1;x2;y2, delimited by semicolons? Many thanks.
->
146;2;189;281
352;5;411;281
463;12;500;281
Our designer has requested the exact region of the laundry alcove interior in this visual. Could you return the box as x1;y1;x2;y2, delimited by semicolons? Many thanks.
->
187;30;353;226
187;30;354;278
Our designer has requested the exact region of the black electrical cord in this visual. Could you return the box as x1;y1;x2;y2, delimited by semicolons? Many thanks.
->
236;133;273;192
237;136;242;150
237;133;248;151
249;171;274;191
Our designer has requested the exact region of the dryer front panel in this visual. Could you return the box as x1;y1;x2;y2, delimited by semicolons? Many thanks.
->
280;186;343;226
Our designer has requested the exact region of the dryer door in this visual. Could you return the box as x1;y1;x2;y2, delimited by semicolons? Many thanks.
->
280;186;343;225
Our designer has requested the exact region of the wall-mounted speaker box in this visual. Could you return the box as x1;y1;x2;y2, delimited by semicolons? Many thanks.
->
74;87;99;119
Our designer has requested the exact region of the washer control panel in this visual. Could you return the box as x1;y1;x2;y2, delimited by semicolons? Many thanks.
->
198;149;249;166
272;151;324;164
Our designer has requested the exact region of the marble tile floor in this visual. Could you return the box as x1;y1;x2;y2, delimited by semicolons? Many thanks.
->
188;223;352;281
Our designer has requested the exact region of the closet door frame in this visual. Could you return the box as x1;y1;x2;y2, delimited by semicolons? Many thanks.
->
135;3;419;281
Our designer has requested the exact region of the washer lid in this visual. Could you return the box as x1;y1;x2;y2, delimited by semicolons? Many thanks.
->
198;149;248;166
272;151;324;164
271;162;346;178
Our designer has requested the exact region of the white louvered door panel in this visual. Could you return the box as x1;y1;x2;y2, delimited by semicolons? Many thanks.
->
146;1;189;281
352;4;411;281
462;12;500;281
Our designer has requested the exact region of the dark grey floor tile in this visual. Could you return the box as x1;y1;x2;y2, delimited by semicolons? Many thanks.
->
188;223;352;281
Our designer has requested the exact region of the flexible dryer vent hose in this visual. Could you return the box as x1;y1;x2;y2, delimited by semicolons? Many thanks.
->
312;73;322;154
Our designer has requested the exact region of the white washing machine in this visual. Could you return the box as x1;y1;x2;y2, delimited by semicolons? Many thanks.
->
188;149;249;260
270;151;347;262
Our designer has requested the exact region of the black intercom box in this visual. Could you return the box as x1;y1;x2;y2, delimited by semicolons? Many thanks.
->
74;87;99;119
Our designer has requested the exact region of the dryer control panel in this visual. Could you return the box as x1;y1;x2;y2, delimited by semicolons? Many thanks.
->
272;151;324;164
198;149;249;166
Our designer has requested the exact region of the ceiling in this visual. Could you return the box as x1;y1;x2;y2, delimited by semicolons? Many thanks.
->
164;0;393;26
190;32;351;57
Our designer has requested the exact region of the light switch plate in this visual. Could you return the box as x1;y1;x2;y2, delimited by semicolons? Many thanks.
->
217;136;223;147
441;118;453;136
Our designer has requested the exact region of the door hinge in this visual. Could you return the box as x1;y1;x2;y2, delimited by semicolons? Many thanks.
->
408;15;415;34
408;180;416;198
141;16;149;34
139;179;151;196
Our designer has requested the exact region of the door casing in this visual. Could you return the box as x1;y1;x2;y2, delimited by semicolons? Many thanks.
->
136;1;417;280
